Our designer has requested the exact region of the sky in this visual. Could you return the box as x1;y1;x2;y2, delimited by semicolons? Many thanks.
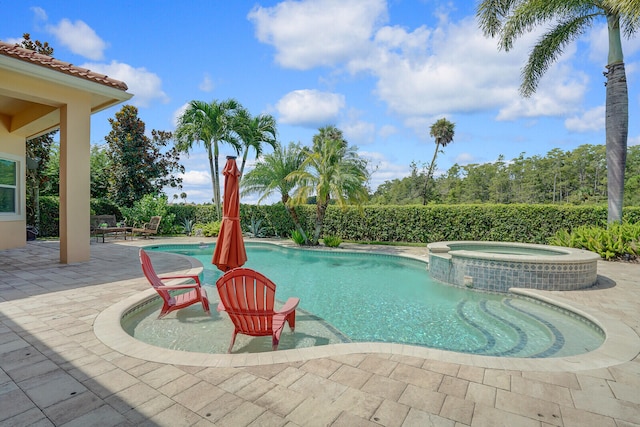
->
3;0;640;204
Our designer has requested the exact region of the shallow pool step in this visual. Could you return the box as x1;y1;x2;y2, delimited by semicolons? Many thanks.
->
456;298;562;357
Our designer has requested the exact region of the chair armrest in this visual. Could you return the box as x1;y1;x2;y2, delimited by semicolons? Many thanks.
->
158;274;202;285
277;297;300;315
156;283;202;291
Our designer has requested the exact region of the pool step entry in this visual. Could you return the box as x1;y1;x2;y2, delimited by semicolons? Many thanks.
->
455;298;562;357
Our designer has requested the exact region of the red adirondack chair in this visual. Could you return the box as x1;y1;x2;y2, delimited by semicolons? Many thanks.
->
139;249;211;319
216;268;299;353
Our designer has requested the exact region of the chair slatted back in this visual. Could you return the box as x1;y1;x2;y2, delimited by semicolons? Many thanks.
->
147;216;161;231
139;249;171;302
216;268;276;335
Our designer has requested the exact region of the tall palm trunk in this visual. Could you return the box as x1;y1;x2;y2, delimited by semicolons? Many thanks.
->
239;149;249;181
605;14;628;224
207;144;221;221
423;142;441;205
213;142;222;220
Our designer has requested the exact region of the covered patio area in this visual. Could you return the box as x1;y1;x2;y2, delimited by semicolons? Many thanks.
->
1;238;639;426
0;41;131;263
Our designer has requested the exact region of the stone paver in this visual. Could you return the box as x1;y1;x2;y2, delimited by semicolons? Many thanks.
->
1;238;639;426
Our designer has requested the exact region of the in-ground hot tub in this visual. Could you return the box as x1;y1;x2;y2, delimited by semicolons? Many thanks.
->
427;241;600;292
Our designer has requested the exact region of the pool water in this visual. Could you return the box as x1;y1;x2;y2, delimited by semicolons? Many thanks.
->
124;243;604;357
446;243;565;256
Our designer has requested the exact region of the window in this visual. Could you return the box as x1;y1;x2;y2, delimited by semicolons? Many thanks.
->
0;154;21;217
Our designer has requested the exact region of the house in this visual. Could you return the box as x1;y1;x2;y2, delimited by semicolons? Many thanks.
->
0;41;132;263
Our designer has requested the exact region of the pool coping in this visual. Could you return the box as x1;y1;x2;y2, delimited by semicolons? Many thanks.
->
94;241;640;371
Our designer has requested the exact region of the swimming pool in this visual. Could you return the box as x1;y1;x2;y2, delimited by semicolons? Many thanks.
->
123;243;604;357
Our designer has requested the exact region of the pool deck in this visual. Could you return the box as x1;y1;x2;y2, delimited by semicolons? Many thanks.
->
1;237;639;426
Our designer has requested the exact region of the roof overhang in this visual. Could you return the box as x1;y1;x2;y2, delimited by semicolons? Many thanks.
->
0;46;132;139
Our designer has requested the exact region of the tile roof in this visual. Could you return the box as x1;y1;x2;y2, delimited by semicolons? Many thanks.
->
0;41;128;91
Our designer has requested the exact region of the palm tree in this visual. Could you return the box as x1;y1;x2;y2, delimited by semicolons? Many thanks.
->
424;118;455;205
288;126;369;245
234;107;277;180
241;142;308;241
477;1;638;223
175;99;241;219
605;0;640;20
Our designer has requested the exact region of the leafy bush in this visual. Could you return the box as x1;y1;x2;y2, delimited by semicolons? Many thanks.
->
291;229;305;245
322;235;342;247
120;194;175;235
90;198;121;217
549;222;640;260
193;221;221;237
38;196;59;237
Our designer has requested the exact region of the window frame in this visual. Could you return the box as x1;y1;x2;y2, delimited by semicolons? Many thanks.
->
0;152;24;221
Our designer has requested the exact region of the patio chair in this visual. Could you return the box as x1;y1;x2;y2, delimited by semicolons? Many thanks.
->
139;249;210;319
132;216;162;238
216;268;299;353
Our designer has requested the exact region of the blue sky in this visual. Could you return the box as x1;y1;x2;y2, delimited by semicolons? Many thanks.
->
3;0;640;204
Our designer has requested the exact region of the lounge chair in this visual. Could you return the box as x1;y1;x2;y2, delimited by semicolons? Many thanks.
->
139;248;210;318
132;216;161;238
216;268;299;352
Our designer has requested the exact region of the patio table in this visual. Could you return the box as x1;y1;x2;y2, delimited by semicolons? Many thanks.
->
94;227;132;243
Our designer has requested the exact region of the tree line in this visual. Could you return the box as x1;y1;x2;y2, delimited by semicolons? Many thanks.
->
370;144;640;207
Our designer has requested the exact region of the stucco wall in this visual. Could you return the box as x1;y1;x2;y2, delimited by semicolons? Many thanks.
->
0;115;26;250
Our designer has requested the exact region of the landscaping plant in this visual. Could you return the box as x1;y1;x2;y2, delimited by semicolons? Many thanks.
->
549;222;640;260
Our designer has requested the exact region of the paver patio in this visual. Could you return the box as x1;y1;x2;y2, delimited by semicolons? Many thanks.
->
1;238;639;426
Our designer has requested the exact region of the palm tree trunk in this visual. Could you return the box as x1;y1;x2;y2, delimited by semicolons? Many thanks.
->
312;201;328;245
213;141;221;220
605;62;628;223
239;147;249;181
423;142;440;205
605;15;628;224
207;144;217;216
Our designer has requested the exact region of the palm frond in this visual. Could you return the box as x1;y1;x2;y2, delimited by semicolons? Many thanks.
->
520;14;595;96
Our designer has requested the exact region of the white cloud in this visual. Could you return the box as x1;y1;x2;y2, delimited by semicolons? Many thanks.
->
341;120;376;145
496;64;588;120
172;102;190;128
3;37;22;45
248;0;387;70
587;23;640;63
46;18;108;60
349;17;527;118
378;124;397;138
181;170;211;186
565;105;606;132
359;150;410;189
252;7;590;126
83;61;169;108
586;24;609;64
275;89;345;127
453;152;477;165
30;6;47;21
199;73;214;92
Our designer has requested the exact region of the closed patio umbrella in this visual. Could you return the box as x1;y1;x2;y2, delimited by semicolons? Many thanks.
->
212;156;247;271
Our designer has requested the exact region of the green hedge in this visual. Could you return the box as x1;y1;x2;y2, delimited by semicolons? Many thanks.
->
173;203;640;244
38;197;123;237
35;199;640;243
